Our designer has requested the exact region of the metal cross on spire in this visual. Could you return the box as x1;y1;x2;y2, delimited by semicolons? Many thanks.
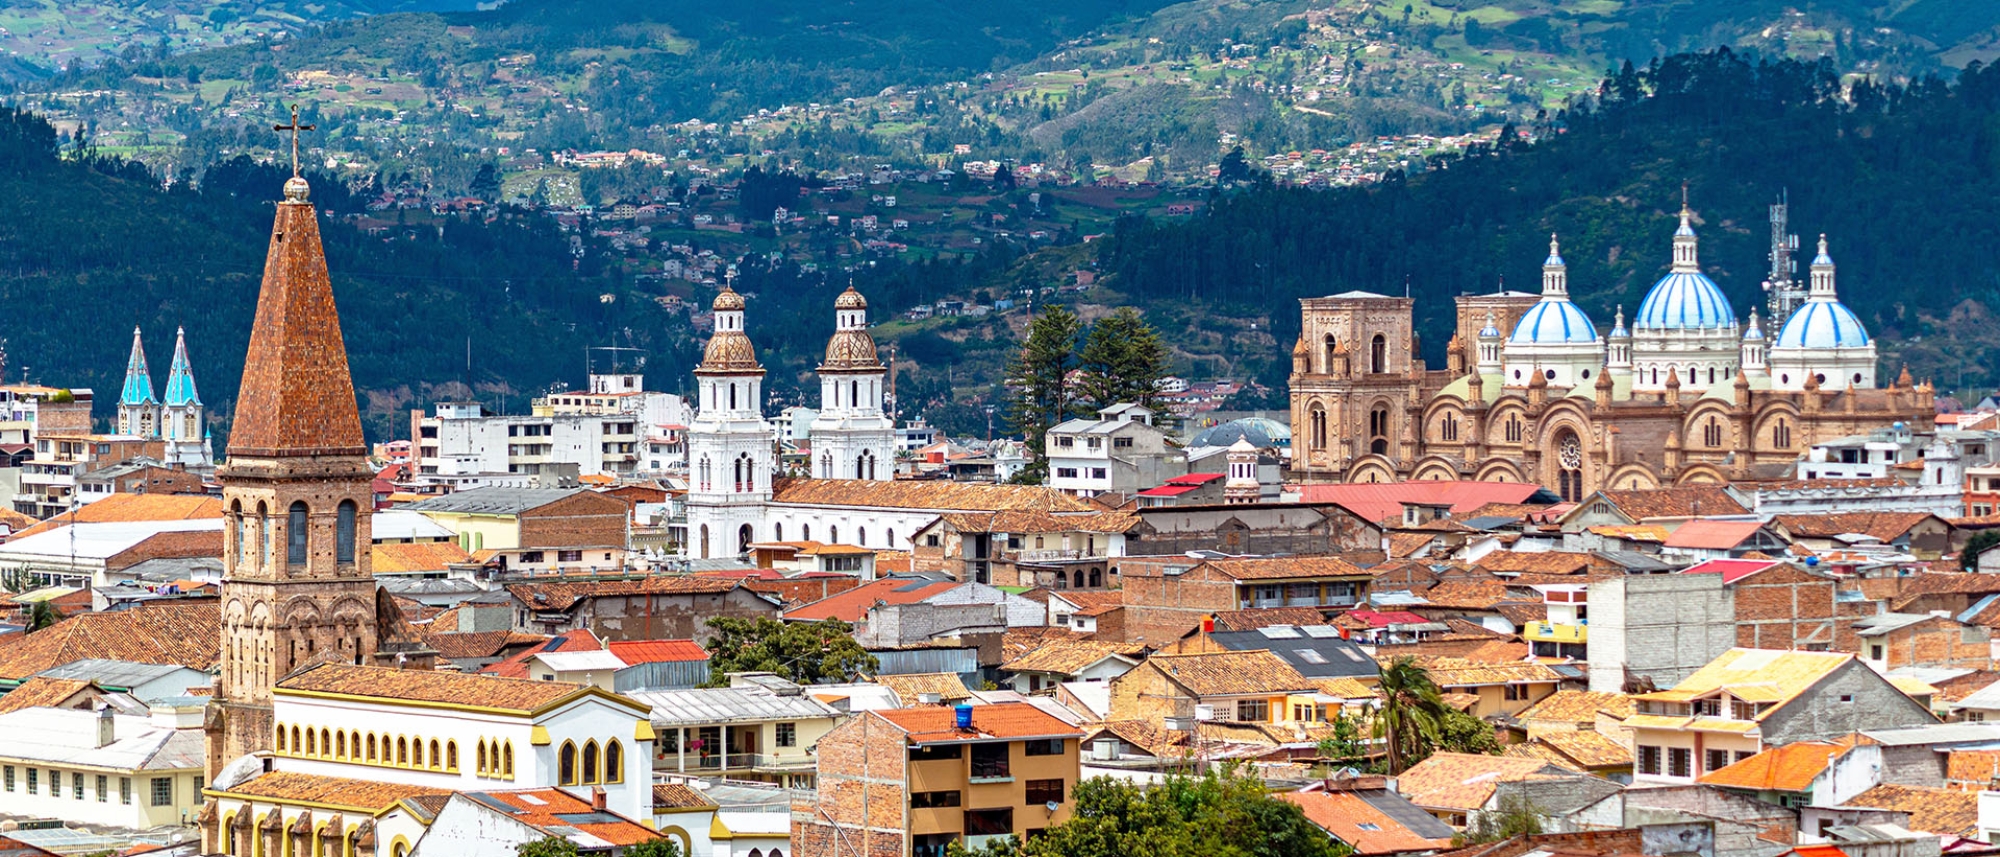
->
274;103;314;178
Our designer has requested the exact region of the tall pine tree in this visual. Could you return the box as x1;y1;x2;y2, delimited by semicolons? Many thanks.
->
1078;307;1170;411
1007;304;1085;483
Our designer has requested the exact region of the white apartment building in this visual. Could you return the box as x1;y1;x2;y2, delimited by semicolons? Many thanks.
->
0;702;207;831
412;372;690;480
1044;403;1186;497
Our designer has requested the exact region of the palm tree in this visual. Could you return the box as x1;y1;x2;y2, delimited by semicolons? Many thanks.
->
23;599;59;633
1375;657;1447;773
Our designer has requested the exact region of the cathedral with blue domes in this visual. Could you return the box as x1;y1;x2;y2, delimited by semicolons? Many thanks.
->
1288;199;1933;500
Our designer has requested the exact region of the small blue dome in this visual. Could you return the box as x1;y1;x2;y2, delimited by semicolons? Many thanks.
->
1774;300;1870;349
1508;299;1597;344
1636;271;1734;330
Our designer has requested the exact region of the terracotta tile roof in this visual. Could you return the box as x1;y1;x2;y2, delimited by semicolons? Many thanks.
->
0;676;94;713
1773;512;1939;541
1202;555;1372;581
1844;784;1981;837
1410;657;1568;687
1395;752;1572;811
278;663;587;713
1318;677;1380;700
1278;790;1455;855
873;701;1082;744
462;788;663;847
1699;741;1844;792
652;783;718;810
783;577;961;623
1389;533;1437;558
1464;502;1564;522
1664;520;1769;550
1476;552;1595;576
1518;690;1636;724
1596;487;1748;520
1945;749;2000;789
936;510;1139;534
507;575;742;613
227;198;367;458
1211;607;1327;631
0;601;219;679
1585;525;1670;543
425;630;535;661
1527;730;1630;768
772;478;1097;513
1892;573;2000;611
1053;590;1125;614
217;770;450;812
1087;719;1190;757
873;672;972;705
10;493;223;539
606;640;708;664
1635;648;1852;714
0;508;38;532
372;542;473;574
1003;626;1081;662
1417;581;1510;609
1002;640;1142;675
1143;649;1315;696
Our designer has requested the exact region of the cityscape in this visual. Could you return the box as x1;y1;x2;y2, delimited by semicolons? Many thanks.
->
8;2;2000;857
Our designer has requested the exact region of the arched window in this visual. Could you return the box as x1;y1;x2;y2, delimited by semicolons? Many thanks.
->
1089;568;1103;587
698;456;712;492
260;503;274;569
1505;415;1523;444
1368;406;1390;455
606;740;624;783
336;732;346;759
397;737;408;766
306;729;316;756
1773;418;1792;449
446;740;458;771
336;500;357;564
829;525;839;543
738;524;753;553
801;524;811;542
233;501;249;567
321;728;331;757
276;724;288;753
773;522;783;542
367;734;377;762
1073;570;1086;588
1309;405;1327;451
1555;432;1584;503
503;742;515;778
729;383;738;410
1322;334;1338;373
1440;416;1458;442
478;741;488;775
887;529;896;546
1370;334;1387;373
429;739;442;769
699;525;710;560
858;527;868;546
1703;417;1723;447
559;741;578;785
287;501;309;566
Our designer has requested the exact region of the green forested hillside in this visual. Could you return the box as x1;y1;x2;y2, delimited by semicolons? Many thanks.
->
0;109;687;442
1098;50;2000;401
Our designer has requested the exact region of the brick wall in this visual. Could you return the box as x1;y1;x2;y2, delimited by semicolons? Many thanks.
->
568;588;780;643
1874;617;1991;671
519;492;629;550
1118;557;1236;646
795;713;911;857
1731;566;1867;652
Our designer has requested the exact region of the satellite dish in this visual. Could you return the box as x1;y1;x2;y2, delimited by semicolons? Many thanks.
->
1045;801;1060;813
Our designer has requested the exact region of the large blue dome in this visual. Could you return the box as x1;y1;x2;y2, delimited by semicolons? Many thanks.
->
1636;271;1734;330
1507;299;1598;344
1774;300;1869;349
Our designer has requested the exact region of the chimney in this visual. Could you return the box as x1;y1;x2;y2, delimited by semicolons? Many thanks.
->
95;704;115;748
591;786;606;812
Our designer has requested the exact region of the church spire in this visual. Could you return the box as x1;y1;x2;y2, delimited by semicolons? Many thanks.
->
1671;186;1700;273
1542;233;1568;297
120;327;156;407
225;174;366;458
164;326;201;407
1808;234;1837;298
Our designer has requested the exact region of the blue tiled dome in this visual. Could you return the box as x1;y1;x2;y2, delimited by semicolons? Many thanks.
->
1508;299;1597;344
1775;301;1869;349
1635;271;1734;330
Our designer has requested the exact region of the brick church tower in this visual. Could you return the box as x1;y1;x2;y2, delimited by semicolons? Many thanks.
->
205;173;380;777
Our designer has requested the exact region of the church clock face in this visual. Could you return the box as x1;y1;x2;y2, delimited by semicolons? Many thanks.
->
1559;435;1583;470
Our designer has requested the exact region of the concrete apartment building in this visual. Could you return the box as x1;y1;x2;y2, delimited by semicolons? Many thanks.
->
1117;555;1374;646
401;486;629;573
410;372;691;480
1044;403;1185;497
15;434;166;519
794;702;1083;857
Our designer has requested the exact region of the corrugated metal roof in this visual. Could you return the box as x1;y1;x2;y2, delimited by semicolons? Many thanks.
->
626;686;840;725
401;487;586;515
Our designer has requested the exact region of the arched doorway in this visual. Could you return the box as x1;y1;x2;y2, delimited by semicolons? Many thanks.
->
738;524;753;554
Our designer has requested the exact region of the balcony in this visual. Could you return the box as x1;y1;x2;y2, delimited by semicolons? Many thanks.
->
1015;549;1091;562
1524;621;1587;643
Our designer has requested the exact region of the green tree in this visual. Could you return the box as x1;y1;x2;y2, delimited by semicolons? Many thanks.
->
1007;304;1084;483
1466;792;1545;843
1435;707;1502;755
1964;529;2000;571
700;617;878;686
516;837;579;857
957;766;1348;857
1376;657;1446;773
622;838;685;857
470;163;502;203
1314;710;1372;771
1217;146;1253;184
24;599;59;633
1077;308;1170;411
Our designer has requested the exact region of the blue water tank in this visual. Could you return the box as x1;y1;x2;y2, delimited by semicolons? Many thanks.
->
954;704;973;729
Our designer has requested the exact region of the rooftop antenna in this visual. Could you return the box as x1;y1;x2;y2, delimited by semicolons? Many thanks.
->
1763;189;1803;324
1405;274;1411;299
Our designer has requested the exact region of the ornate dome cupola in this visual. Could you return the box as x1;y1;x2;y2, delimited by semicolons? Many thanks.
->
1476;311;1503;376
1501;234;1604;390
1769;235;1877;392
1632;191;1739;393
810;284;895;481
686;270;780;559
1740;309;1768;379
1607;305;1633;376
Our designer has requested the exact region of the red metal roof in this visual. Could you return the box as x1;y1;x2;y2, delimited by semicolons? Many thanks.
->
1347;609;1428;627
1663;519;1767;550
480;628;602;678
1679;558;1784;585
1295;481;1549;525
1137;484;1200;497
606;639;709;664
1164;473;1225;486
